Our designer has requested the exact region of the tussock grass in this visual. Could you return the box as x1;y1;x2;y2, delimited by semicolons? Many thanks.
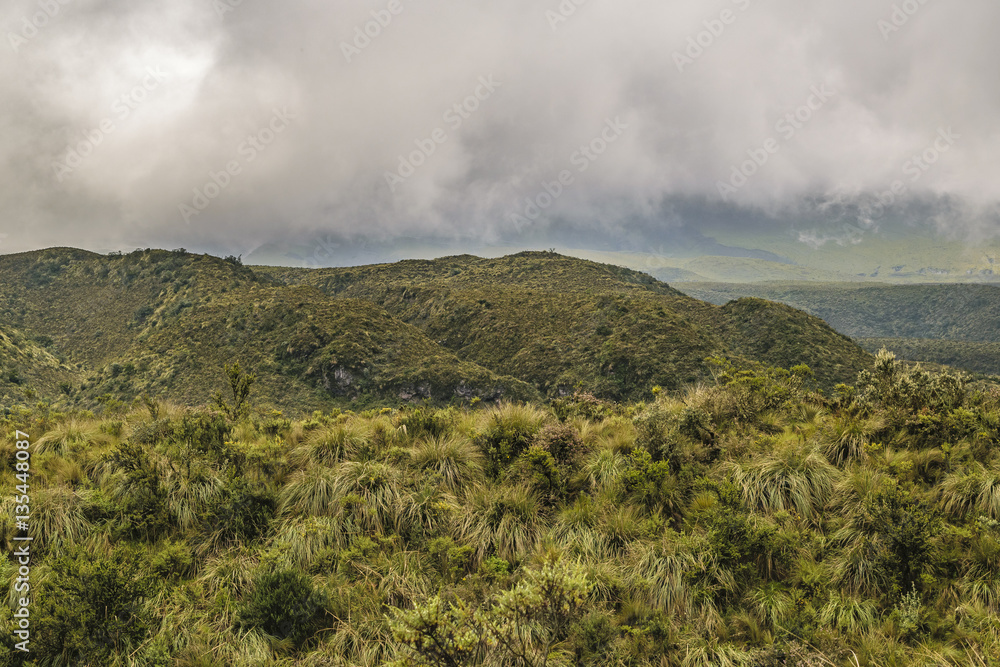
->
456;484;544;562
2;344;998;665
34;419;111;457
938;462;1000;520
409;434;483;491
278;465;340;517
291;422;369;467
723;443;839;519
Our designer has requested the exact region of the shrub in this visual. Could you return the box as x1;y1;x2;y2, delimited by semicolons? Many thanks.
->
106;441;170;539
33;545;157;664
475;404;545;480
708;509;784;593
202;476;277;548
551;391;615;421
620;447;680;514
512;445;566;504
239;569;329;648
533;422;586;464
862;484;941;595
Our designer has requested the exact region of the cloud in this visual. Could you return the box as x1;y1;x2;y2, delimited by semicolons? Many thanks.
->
1;0;998;254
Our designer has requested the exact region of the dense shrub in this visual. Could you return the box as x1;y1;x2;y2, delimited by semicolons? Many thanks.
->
474;404;545;479
239;569;330;648
33;545;157;664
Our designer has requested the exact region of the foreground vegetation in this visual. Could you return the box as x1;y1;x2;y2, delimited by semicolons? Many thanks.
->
1;350;999;665
858;338;1000;378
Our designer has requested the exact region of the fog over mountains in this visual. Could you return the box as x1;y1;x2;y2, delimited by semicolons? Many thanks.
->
2;0;999;259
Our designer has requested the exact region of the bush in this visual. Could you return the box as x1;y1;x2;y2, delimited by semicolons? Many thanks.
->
862;484;941;595
708;509;783;594
239;569;329;648
33;545;157;664
513;445;566;504
106;441;170;539
533;422;585;464
475;404;545;479
202;477;277;546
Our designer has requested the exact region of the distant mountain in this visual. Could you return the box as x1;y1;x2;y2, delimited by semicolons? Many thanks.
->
675;281;1000;377
0;248;872;413
677;282;1000;342
243;224;1000;285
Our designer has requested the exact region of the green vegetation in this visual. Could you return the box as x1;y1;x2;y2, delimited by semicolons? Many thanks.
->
257;251;871;399
677;282;1000;343
858;338;1000;377
0;249;872;412
677;282;1000;379
1;349;999;665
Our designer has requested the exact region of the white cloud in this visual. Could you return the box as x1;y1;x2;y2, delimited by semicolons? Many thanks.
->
1;0;998;253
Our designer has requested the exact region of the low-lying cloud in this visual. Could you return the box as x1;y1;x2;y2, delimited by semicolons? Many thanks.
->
2;0;998;255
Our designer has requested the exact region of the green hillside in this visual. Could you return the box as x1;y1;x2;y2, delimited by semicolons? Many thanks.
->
859;338;1000;377
258;251;872;397
0;249;874;413
0;248;536;413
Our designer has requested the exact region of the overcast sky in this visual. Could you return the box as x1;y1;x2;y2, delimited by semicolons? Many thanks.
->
1;0;998;256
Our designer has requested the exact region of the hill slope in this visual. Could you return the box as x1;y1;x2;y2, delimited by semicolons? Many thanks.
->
0;249;873;410
0;248;536;412
678;282;1000;342
259;252;872;396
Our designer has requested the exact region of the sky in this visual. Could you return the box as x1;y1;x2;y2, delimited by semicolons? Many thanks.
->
2;0;999;258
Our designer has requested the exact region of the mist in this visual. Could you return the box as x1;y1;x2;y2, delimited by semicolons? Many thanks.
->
2;0;998;257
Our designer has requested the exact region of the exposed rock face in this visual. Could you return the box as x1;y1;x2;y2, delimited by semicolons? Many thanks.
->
399;383;431;401
333;367;353;388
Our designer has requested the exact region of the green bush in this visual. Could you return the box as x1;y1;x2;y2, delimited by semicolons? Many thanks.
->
106;441;170;539
533;422;586;464
202;476;276;546
33;545;157;664
862;484;941;596
475;405;544;479
239;569;330;648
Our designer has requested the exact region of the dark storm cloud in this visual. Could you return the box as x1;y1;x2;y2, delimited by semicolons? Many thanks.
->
1;0;998;254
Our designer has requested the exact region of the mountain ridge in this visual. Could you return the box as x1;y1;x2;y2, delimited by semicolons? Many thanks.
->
0;248;873;413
